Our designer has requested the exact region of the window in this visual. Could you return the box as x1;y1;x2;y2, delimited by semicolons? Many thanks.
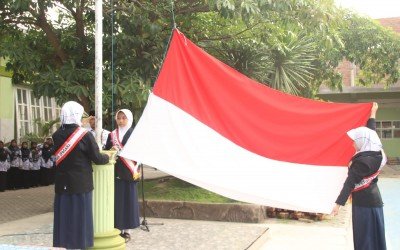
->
17;89;30;137
31;94;41;134
376;121;400;139
42;96;53;121
15;87;60;140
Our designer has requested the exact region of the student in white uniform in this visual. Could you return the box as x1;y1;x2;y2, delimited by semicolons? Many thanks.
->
7;139;21;189
0;141;10;192
20;141;32;189
30;141;42;187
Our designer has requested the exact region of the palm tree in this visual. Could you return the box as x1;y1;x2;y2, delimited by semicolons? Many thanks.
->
265;30;316;95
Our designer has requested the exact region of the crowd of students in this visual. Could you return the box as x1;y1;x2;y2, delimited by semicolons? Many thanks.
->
0;102;140;248
0;137;55;192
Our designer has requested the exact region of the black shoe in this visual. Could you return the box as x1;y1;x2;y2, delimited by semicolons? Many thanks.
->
120;232;131;243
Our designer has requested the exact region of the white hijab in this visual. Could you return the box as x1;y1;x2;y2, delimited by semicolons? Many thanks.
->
347;127;383;153
60;101;84;126
115;109;133;141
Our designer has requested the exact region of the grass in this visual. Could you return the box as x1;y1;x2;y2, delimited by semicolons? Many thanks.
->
137;177;238;203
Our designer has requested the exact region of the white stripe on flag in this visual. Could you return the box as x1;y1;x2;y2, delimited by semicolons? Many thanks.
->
120;93;348;213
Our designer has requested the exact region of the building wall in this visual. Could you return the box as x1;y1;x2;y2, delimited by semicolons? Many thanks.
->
377;107;400;157
0;58;15;143
336;60;356;87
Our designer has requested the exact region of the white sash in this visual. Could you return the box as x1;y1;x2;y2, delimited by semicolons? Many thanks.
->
55;127;88;165
111;130;140;180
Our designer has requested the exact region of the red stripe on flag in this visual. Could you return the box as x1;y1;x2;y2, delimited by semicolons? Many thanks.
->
153;29;371;166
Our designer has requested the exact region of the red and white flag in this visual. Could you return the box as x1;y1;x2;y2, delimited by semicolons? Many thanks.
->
120;29;372;213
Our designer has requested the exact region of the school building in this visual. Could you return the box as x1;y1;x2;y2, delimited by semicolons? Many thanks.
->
318;17;400;162
0;57;60;144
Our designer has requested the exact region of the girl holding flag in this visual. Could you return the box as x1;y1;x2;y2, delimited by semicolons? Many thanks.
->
332;102;387;250
105;109;141;242
52;101;109;249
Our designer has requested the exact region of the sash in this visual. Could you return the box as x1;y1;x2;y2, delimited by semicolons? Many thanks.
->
55;127;88;165
111;129;140;180
353;150;387;192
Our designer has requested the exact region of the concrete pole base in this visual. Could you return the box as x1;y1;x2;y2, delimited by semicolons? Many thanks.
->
89;228;126;250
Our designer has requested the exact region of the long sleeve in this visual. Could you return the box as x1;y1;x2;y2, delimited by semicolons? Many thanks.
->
86;132;109;165
335;160;373;205
366;118;376;130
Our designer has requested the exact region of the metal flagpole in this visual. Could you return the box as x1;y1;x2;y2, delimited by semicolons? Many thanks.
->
94;0;103;148
91;1;125;249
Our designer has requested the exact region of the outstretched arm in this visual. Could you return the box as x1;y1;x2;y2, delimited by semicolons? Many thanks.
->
366;102;378;130
370;102;378;119
332;102;378;216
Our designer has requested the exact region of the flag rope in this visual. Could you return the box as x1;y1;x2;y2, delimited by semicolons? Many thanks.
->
111;0;115;130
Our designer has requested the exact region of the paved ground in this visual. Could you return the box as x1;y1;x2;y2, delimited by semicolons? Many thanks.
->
0;208;350;250
380;177;400;250
0;165;398;250
381;164;400;178
0;166;166;225
0;214;269;250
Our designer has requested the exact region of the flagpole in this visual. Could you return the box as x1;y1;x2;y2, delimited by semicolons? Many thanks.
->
91;1;125;249
94;0;103;148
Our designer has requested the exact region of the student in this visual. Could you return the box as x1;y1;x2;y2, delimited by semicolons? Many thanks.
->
105;109;140;242
40;141;53;186
332;102;387;250
86;110;110;149
52;101;109;249
0;141;10;192
30;141;41;187
20;141;32;189
45;137;56;184
7;139;21;189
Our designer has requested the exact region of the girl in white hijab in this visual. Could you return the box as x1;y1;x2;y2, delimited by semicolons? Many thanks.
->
52;101;109;249
332;102;387;250
347;126;385;154
115;109;133;142
60;101;85;126
105;108;140;242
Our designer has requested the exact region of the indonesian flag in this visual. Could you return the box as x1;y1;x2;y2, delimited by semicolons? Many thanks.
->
120;29;372;213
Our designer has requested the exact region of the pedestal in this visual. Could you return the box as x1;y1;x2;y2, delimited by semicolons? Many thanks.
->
90;151;125;249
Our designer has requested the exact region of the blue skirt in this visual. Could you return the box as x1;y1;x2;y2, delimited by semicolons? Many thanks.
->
352;205;386;250
53;191;94;249
115;179;140;230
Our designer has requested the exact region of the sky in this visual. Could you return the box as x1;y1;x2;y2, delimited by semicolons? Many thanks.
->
335;0;400;19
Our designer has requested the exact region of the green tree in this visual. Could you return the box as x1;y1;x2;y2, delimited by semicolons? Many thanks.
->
187;0;399;97
183;0;343;96
0;0;257;125
341;13;400;86
1;0;399;126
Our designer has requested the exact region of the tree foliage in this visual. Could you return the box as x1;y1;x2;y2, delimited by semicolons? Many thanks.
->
0;0;399;127
341;13;400;86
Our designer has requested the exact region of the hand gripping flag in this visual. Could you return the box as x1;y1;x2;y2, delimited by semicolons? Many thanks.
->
120;29;372;213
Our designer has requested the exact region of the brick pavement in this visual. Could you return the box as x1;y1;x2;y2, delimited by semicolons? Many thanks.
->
0;213;268;249
0;185;54;224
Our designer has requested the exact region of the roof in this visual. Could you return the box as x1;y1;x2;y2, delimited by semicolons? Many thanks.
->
377;17;400;33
